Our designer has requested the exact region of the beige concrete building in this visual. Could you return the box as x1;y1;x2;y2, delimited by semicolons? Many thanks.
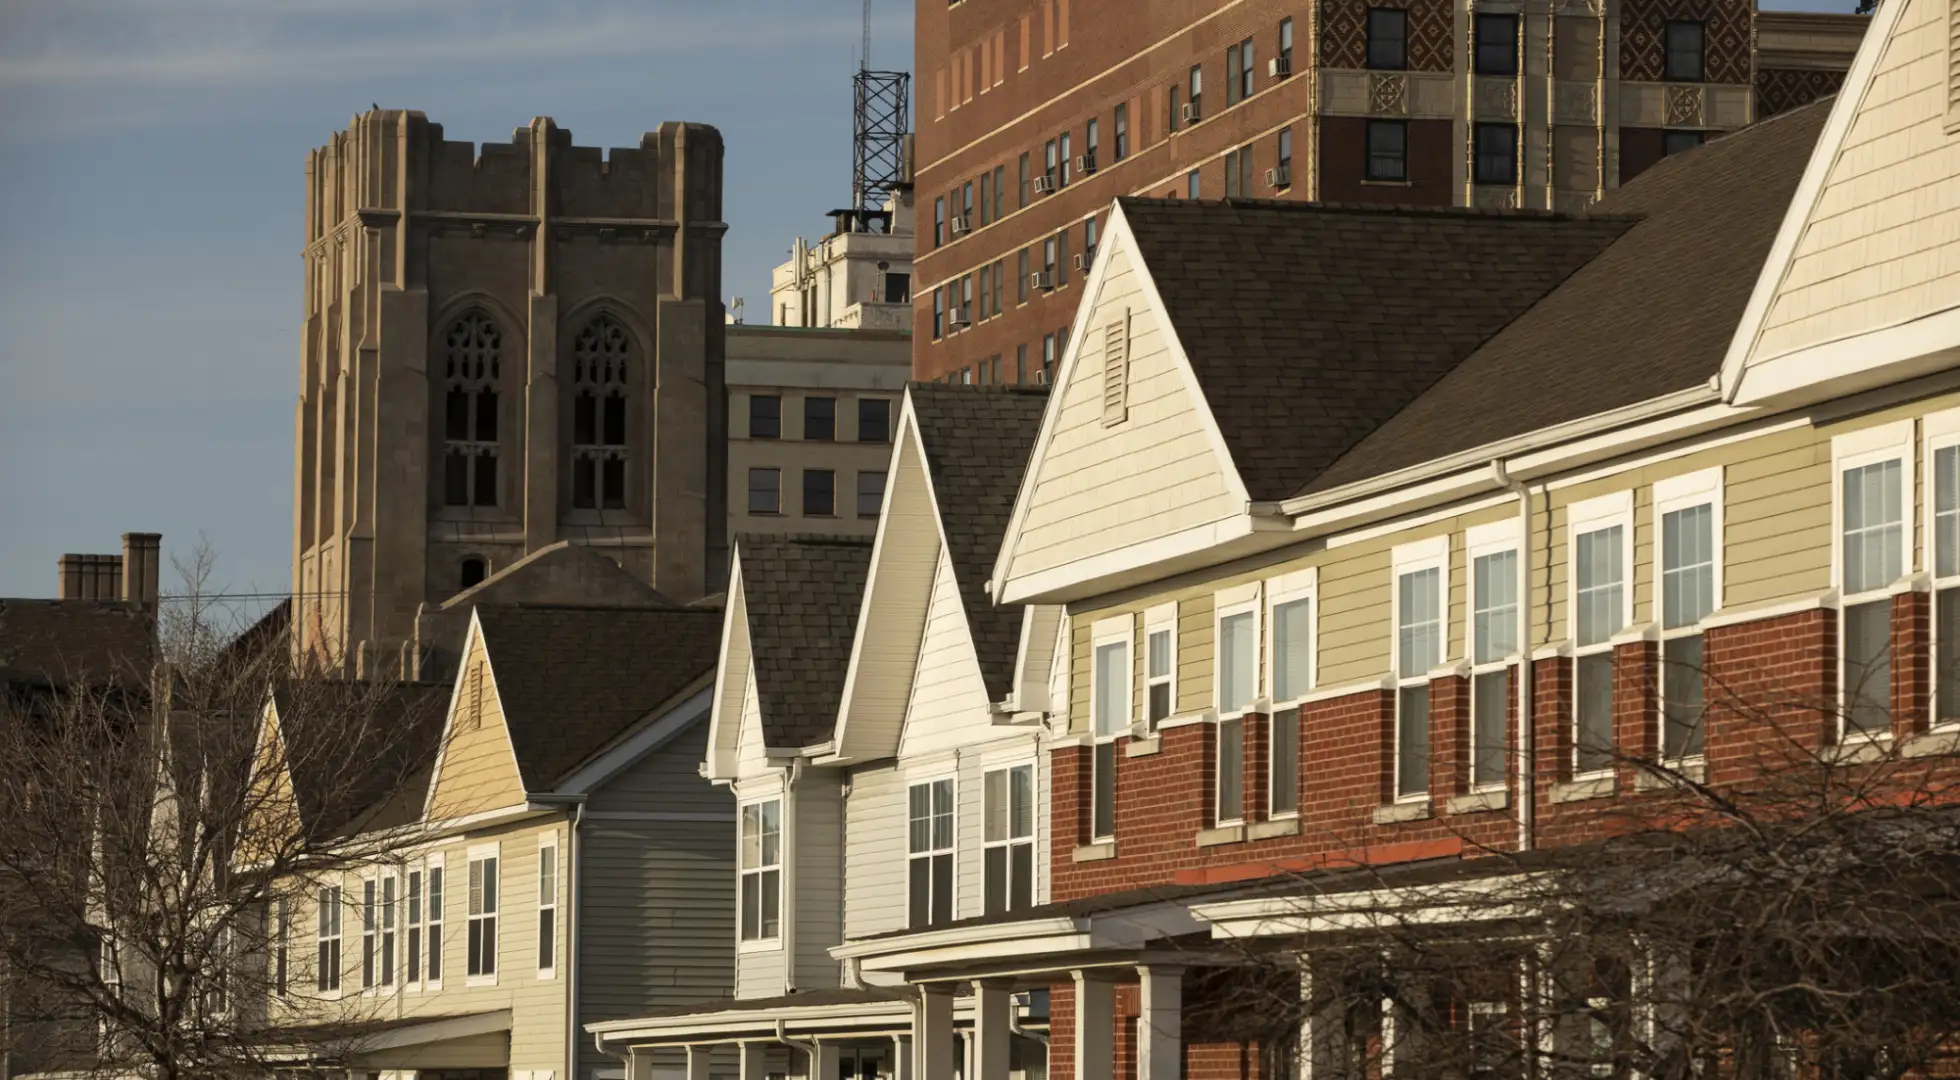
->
769;192;916;333
291;109;729;676
726;325;911;541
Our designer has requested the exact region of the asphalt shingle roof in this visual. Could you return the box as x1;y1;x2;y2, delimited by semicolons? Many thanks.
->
0;599;155;691
736;536;874;749
1304;98;1832;493
272;679;452;838
473;603;724;790
1119;196;1635;502
906;384;1050;702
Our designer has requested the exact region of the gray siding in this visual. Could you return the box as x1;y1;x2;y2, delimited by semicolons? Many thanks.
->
794;777;846;991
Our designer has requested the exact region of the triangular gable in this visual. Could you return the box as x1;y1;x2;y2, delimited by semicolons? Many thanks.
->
991;200;1265;607
831;397;946;764
705;553;754;782
1722;0;1960;407
236;696;304;866
422;611;527;820
1008;604;1065;714
894;544;995;759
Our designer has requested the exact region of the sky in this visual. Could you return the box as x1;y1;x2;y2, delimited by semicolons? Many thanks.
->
0;0;1856;607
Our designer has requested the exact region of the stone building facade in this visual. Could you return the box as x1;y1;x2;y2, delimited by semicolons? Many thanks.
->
291;109;728;675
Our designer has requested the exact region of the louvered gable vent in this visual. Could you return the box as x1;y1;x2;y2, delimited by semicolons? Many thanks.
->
1101;310;1130;427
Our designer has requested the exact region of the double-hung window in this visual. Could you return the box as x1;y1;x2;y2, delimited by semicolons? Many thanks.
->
1929;411;1960;728
405;868;423;986
425;859;444;985
1655;469;1722;760
537;841;558;977
740;800;782;942
1836;423;1912;739
1090;618;1132;841
1215;585;1260;826
362;873;395;989
1467;521;1521;791
361;876;378;989
1188;65;1204;120
1114;103;1129;161
1367;7;1409;69
907;778;955;928
1570;492;1633;775
983;764;1035;915
1393;538;1448;801
1267;570;1316;818
1279;18;1295;74
315;885;342;993
1144;603;1177;728
1226;39;1254;105
466;848;498;981
274;899;290;997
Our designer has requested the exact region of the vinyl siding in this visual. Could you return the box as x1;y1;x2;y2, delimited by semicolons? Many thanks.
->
1750;0;1960;363
899;548;996;757
428;632;526;819
842;761;909;939
736;666;770;774
793;777;846;991
1008;240;1244;585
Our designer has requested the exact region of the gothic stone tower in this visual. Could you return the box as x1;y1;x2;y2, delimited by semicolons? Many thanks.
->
292;110;727;674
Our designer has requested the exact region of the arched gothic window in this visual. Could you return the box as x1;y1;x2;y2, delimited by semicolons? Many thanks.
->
571;316;630;510
443;313;501;507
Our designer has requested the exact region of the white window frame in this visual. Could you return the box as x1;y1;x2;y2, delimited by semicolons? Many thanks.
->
404;865;424;991
360;872;379;992
1088;616;1132;842
536;838;558;980
1833;421;1915;742
1213;582;1262;827
1567;490;1635;778
1926;408;1960;731
1266;568;1318;820
738;797;784;950
378;870;397;989
315;883;343;998
1652;468;1724;762
465;843;499;987
1143;603;1178;730
423;854;444;991
905;770;958;929
981;758;1037;916
1392;536;1450;802
1466;520;1522;793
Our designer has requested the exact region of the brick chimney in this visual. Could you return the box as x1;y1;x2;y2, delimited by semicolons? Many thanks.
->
121;533;161;610
57;553;123;600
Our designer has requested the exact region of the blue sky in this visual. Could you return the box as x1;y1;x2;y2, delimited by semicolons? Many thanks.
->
0;0;1855;606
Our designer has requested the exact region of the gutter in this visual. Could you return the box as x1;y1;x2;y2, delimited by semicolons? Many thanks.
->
776;1018;820;1058
1491;460;1535;854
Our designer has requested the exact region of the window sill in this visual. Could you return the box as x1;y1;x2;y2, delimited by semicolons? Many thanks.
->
1903;726;1960;759
1360;180;1414;188
736;939;783;956
1372;799;1432;825
1195;824;1245;848
1822;735;1891;766
1447;789;1508;815
1248;817;1301;840
1551;774;1616;803
1634;758;1706;790
1125;735;1162;758
465;975;498;989
1073;841;1118;863
1157;711;1213;732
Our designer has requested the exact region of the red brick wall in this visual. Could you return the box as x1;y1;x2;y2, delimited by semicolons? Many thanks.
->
1316;118;1455;207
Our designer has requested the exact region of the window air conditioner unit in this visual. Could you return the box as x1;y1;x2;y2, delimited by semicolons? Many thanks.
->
1033;175;1057;195
1029;271;1055;292
950;216;971;236
1074;155;1097;175
1266;166;1292;189
948;307;972;329
1072;250;1095;271
1269;56;1291;78
1035;367;1050;385
1181;102;1202;124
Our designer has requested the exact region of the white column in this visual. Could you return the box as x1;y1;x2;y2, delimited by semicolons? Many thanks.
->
686;1045;714;1080
1073;970;1116;1080
1137;965;1183;1080
628;1047;657;1080
973;979;1014;1080
915;984;957;1080
894;1035;915;1080
741;1041;771;1080
811;1040;843;1080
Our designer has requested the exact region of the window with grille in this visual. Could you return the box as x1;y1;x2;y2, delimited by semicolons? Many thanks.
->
570;315;630;511
1656;470;1720;760
983;764;1035;915
908;779;955;928
1394;538;1446;800
1145;605;1176;727
1836;430;1908;739
466;852;498;979
1090;620;1131;840
1268;570;1314;817
442;312;501;508
1571;494;1632;774
1469;527;1519;790
537;842;557;976
740;800;782;941
315;885;342;993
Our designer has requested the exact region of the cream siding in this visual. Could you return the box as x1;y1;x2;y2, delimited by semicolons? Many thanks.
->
1009;241;1243;584
899;549;996;757
427;632;527;820
841;761;909;940
794;778;846;991
1750;0;1960;364
736;667;770;774
835;432;941;760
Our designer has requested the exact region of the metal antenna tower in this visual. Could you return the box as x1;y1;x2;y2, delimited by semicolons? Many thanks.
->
848;0;911;232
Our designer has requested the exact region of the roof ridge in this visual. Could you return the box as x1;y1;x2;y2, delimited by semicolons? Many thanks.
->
475;601;712;614
1118;195;1642;222
736;533;876;547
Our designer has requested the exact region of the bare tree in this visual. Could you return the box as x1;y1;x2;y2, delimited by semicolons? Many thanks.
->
0;547;449;1080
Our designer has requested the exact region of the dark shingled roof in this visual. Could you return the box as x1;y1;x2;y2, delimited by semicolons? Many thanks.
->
736;536;874;749
1304;98;1832;493
473;603;724;790
272;680;452;838
1117;197;1635;501
612;986;913;1022
906;384;1051;702
0;598;155;691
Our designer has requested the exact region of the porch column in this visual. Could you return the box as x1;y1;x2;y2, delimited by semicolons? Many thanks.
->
1072;970;1117;1080
973;979;1014;1080
893;1035;914;1080
810;1040;843;1080
686;1045;713;1080
1299;959;1347;1080
740;1040;770;1080
1137;965;1184;1080
915;984;957;1080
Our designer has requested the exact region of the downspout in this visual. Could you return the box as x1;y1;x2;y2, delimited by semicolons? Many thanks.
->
782;758;804;993
776;1018;819;1057
1009;994;1050;1046
1492;460;1535;852
545;795;588;1080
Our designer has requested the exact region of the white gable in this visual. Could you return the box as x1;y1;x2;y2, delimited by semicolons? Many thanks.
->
1724;0;1960;406
704;557;754;781
896;546;994;759
993;202;1257;606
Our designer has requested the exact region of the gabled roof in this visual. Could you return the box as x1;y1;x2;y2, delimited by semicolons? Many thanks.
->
737;536;874;749
472;603;723;790
1305;98;1832;494
1118;197;1634;502
906;384;1050;701
0;598;155;692
271;679;452;838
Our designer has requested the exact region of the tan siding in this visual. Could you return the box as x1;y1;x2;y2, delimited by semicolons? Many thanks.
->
427;633;526;819
794;778;845;991
1008;241;1243;586
899;548;996;756
1176;595;1213;715
1750;0;1960;363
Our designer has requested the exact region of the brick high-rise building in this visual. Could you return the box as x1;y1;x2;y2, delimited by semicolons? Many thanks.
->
910;0;1864;382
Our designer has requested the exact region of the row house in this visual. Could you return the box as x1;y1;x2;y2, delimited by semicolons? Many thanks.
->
255;602;733;1080
697;0;1958;1077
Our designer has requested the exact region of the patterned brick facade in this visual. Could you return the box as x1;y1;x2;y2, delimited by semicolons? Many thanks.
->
1618;0;1752;84
1317;0;1456;71
1756;67;1847;117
